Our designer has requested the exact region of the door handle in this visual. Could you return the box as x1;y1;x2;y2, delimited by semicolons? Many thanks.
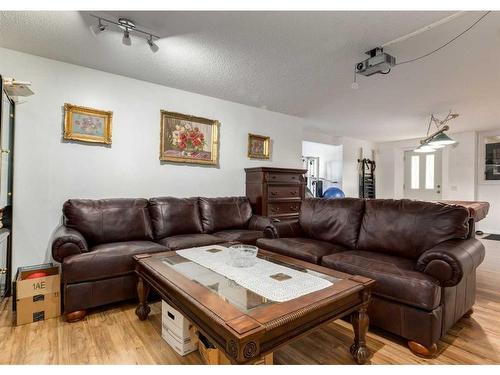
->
0;268;7;274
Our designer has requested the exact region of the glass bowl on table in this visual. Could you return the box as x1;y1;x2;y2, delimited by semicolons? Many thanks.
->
228;244;258;268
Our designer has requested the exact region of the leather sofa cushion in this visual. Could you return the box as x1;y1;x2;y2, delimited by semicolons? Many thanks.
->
64;274;137;313
63;241;167;284
148;197;203;238
156;234;225;250
322;250;441;310
256;237;344;264
357;199;469;259
299;198;365;249
63;198;153;246
213;229;264;245
199;197;253;233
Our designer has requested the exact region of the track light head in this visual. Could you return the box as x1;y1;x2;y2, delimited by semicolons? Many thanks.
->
148;35;159;53
122;29;131;46
90;18;106;35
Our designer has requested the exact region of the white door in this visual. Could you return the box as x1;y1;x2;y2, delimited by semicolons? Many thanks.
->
404;150;442;200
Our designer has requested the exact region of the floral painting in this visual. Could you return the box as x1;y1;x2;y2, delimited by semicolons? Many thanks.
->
160;110;220;165
248;133;270;159
63;104;112;144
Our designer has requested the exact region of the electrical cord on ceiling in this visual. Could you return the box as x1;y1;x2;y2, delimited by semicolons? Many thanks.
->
396;11;491;66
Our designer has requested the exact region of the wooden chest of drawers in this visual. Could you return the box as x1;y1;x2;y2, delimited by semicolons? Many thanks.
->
245;167;307;220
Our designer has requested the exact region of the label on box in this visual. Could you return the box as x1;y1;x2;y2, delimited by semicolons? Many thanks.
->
16;292;60;325
16;265;60;299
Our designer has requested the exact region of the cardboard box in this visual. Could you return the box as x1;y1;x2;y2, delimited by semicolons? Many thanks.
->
162;300;192;340
198;332;231;365
14;264;61;325
162;328;198;356
197;331;273;365
161;300;198;356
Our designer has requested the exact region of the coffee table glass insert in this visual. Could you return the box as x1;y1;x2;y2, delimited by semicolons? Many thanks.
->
162;245;341;313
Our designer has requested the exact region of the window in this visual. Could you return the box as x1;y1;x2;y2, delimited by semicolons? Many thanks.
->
425;154;434;189
484;136;500;181
411;155;419;189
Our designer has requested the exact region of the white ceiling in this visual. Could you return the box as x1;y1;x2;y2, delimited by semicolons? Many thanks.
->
0;11;499;142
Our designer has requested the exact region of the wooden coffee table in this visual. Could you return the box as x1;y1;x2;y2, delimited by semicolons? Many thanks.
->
133;245;375;364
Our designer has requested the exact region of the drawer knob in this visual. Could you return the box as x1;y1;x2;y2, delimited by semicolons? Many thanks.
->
271;191;277;196
290;191;296;195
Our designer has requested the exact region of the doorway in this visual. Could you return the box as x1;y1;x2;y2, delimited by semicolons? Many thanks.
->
404;149;442;200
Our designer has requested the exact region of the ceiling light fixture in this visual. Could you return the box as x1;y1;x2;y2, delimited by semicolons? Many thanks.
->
414;144;437;153
147;35;159;53
89;14;160;52
415;112;458;153
122;29;131;46
90;17;106;35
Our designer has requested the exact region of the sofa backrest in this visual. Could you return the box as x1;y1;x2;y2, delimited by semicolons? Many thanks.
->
299;198;365;249
148;197;203;239
63;198;153;246
357;199;470;259
199;196;252;233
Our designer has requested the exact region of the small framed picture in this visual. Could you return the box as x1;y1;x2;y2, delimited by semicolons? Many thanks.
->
248;133;270;159
160;110;220;166
63;103;113;144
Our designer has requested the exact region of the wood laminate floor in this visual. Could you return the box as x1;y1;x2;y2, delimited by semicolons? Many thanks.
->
1;238;499;365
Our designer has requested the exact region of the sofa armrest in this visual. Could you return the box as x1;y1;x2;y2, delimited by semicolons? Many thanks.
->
51;225;89;263
263;219;304;239
416;238;485;287
247;215;274;231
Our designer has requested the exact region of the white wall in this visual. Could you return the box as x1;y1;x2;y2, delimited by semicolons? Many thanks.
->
341;137;374;198
477;185;500;234
301;141;343;189
302;130;374;198
476;130;500;234
376;130;500;234
0;47;312;273
376;131;477;200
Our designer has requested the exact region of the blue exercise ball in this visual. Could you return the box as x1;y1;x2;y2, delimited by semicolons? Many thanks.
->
323;187;345;199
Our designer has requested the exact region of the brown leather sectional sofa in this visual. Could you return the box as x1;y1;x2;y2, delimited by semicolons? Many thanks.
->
52;194;485;358
257;198;485;357
51;196;272;320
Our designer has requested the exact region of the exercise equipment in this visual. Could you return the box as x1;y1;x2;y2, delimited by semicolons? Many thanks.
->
323;187;345;199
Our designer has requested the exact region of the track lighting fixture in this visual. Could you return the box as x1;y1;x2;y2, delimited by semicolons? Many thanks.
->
90;18;106;35
148;35;159;53
414;112;458;153
89;14;160;52
122;29;131;46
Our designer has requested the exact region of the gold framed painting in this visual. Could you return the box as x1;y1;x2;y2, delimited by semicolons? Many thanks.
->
63;103;113;144
160;110;220;165
248;133;270;159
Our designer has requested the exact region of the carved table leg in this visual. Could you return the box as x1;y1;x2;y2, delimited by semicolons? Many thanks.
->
135;276;151;321
350;291;371;364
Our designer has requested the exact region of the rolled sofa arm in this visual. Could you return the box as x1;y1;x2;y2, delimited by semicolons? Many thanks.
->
51;225;89;263
263;219;304;239
247;215;274;231
416;238;485;287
